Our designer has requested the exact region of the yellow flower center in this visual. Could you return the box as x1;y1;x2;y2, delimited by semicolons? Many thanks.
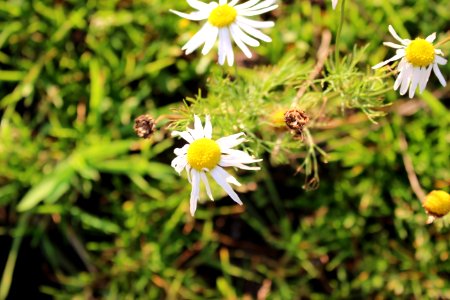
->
423;190;450;218
187;138;221;171
405;38;435;67
208;4;237;28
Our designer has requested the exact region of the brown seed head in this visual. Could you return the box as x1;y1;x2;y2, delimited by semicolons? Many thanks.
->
284;109;309;135
134;115;156;139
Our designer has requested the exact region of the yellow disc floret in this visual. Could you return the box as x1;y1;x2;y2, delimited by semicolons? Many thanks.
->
187;138;221;171
423;190;450;218
405;38;435;67
208;4;237;28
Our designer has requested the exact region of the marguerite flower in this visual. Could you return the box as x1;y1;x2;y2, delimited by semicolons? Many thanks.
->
372;25;447;98
171;115;262;216
170;0;278;66
332;0;338;9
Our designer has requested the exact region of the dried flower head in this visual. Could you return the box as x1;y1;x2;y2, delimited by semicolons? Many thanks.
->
284;109;309;137
134;115;156;139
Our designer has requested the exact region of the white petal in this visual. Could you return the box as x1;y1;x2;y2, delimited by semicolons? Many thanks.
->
388;25;409;46
218;28;227;65
240;0;277;12
435;55;447;65
190;169;201;215
372;52;404;69
219;28;234;66
210;167;243;205
186;165;192;183
433;63;447;87
204;115;212;139
231;23;260;47
425;32;436;43
238;5;278;16
237;21;272;42
201;26;219;55
186;0;211;11
200;171;214;201
174;144;189;156
172;130;194;143
194;115;204;137
382;42;404;49
332;0;338;9
393;59;407;91
228;0;239;6
419;65;432;92
234;0;260;10
408;68;421;98
230;24;253;58
171;155;188;174
399;65;412;95
182;23;213;55
219;0;227;5
170;9;210;21
216;132;246;150
236;16;274;28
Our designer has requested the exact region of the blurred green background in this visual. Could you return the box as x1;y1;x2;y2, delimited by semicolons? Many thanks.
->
0;0;449;299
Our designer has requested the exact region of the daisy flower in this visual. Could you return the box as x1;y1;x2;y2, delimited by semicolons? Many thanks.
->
171;115;262;216
170;0;278;66
332;0;338;9
372;25;447;98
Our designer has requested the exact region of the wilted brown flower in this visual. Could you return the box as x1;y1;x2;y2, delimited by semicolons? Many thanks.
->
134;115;156;139
284;109;309;138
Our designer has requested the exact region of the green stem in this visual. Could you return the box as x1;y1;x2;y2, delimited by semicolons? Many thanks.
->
334;0;347;68
0;213;30;300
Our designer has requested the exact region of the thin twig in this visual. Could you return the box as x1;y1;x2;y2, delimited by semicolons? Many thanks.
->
292;30;332;107
398;133;426;203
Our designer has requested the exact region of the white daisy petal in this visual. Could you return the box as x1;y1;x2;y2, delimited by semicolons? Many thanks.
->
332;0;338;9
170;9;210;21
174;144;189;156
372;52;404;69
234;0;260;10
172;130;194;143
228;0;239;6
382;42;404;49
216;132;246;149
237;21;272;42
219;0;227;5
210;167;243;205
425;32;436;43
230;25;253;58
388;25;409;46
230;23;260;47
222;28;235;66
200;171;214;201
433;63;447;87
419;65;432;92
435;55;447;65
182;23;213;55
194;115;204;136
187;0;211;11
171;155;188;174
409;68;421;98
241;0;277;12
238;5;278;16
218;28;227;65
399;65;412;95
190;169;201;215
236;16;274;28
202;26;219;55
204;115;213;139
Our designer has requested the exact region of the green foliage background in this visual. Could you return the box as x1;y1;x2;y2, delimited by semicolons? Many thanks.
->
0;0;449;299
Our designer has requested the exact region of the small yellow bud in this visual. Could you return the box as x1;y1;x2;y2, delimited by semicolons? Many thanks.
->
423;190;450;218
